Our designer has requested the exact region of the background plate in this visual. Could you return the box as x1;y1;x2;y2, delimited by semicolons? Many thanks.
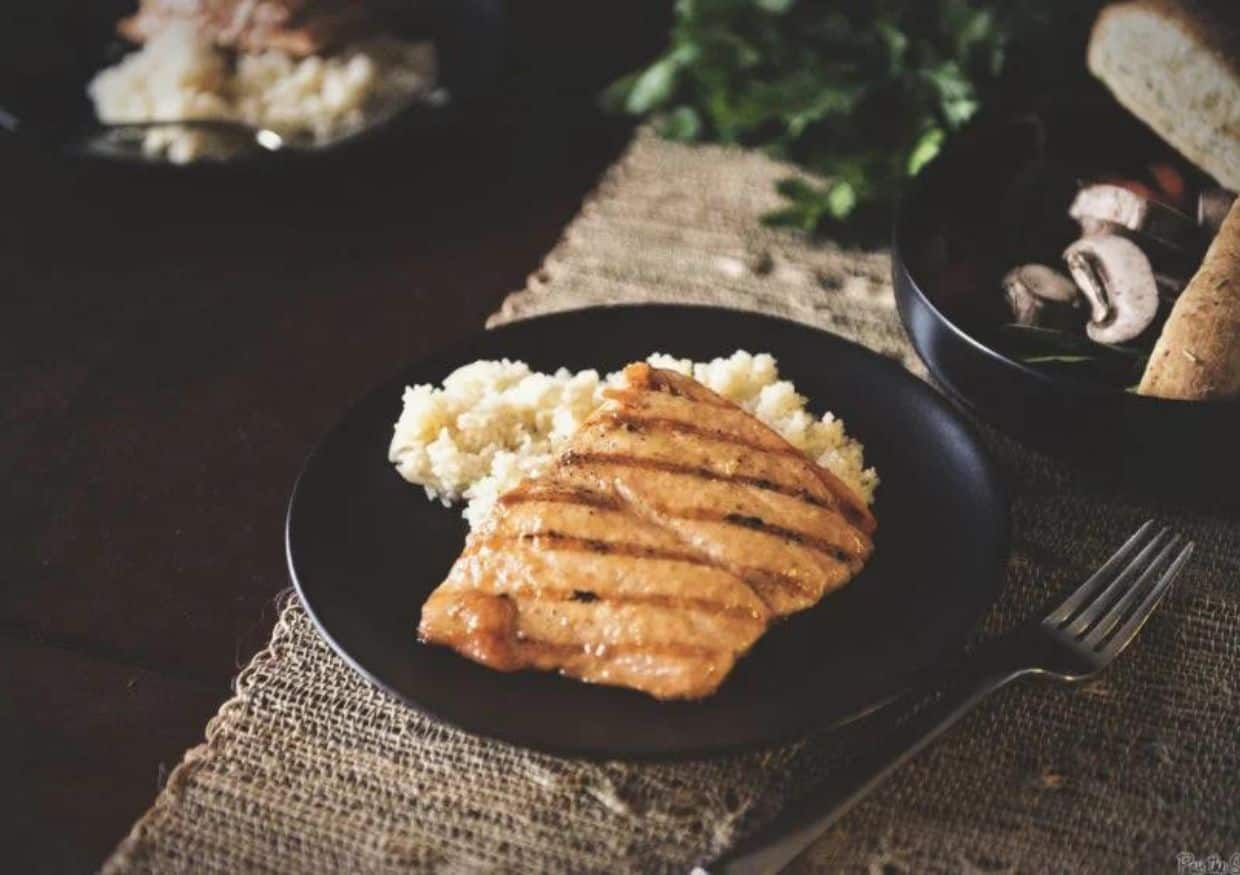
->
287;306;1010;758
0;0;503;168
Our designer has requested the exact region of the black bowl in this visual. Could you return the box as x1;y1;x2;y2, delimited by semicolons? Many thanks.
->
893;95;1240;503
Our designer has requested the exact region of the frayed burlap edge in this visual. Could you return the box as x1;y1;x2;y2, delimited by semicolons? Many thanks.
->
102;591;304;875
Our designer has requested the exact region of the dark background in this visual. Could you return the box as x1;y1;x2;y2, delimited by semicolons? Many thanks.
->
0;3;670;869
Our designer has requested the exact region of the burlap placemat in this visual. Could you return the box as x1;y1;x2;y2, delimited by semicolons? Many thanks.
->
106;130;1239;873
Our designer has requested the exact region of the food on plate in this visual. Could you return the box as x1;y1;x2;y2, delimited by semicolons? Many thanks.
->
87;2;435;162
1069;183;1204;251
995;156;1239;391
119;0;371;57
917;2;1238;397
1088;0;1240;191
417;363;876;700
388;351;877;529
996;168;1237;383
1002;264;1083;329
1139;200;1240;399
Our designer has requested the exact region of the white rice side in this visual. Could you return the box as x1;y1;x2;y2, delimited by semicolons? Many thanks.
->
389;351;878;529
87;24;435;163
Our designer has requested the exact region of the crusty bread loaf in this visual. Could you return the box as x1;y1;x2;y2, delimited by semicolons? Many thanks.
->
1139;200;1240;399
1088;0;1240;190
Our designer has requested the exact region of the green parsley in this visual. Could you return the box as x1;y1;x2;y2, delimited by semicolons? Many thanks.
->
606;0;1098;235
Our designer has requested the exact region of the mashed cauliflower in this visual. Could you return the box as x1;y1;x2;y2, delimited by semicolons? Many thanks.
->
88;24;435;163
389;351;878;529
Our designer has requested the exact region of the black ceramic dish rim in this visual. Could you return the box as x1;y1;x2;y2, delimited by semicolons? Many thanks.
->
75;105;465;170
283;303;1013;762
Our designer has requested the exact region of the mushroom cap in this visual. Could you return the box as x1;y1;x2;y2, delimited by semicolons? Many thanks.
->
1004;283;1043;326
1001;265;1083;329
1002;264;1080;304
1063;234;1159;345
1069;184;1201;251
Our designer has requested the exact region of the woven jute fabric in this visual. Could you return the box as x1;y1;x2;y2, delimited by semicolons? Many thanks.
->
106;130;1239;873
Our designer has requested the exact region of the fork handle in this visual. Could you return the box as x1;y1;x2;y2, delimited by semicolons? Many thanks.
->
703;646;1032;875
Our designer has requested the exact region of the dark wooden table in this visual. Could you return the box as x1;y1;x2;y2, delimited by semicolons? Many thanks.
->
1;6;667;869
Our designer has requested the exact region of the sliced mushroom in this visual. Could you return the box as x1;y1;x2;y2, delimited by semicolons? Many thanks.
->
1076;216;1121;238
1003;264;1079;303
1070;184;1202;251
1063;235;1160;345
1002;265;1082;328
1004;280;1044;326
1198;188;1237;235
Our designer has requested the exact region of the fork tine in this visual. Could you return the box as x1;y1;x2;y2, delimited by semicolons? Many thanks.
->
1065;527;1171;635
1045;520;1158;626
1095;541;1194;657
1082;534;1182;647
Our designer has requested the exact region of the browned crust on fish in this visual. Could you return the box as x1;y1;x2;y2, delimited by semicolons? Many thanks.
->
418;363;877;700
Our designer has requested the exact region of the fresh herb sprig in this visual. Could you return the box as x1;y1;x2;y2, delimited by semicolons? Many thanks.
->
606;0;1096;234
998;323;1150;387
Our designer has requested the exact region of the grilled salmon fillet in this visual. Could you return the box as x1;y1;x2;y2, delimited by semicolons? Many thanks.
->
419;363;876;700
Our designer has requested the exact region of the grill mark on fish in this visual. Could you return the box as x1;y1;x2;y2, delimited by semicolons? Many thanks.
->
596;412;805;460
559;450;837;511
605;378;732;407
515;636;724;662
470;531;819;601
497;490;862;563
468;531;708;564
717;512;858;563
455;584;764;622
498;487;621;511
607;375;873;536
501;532;715;564
496;456;872;560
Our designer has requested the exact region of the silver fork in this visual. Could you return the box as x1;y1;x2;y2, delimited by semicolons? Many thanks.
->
701;520;1195;875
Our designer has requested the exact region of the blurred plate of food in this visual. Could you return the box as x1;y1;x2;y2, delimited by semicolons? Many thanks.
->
0;0;503;166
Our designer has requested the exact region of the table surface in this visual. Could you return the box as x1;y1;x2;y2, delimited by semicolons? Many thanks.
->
1;6;667;868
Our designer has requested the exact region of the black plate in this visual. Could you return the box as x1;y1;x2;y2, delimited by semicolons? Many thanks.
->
893;91;1240;501
0;0;503;168
286;306;1009;758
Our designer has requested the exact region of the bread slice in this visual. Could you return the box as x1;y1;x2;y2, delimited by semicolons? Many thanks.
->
1139;199;1240;399
1088;0;1240;190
